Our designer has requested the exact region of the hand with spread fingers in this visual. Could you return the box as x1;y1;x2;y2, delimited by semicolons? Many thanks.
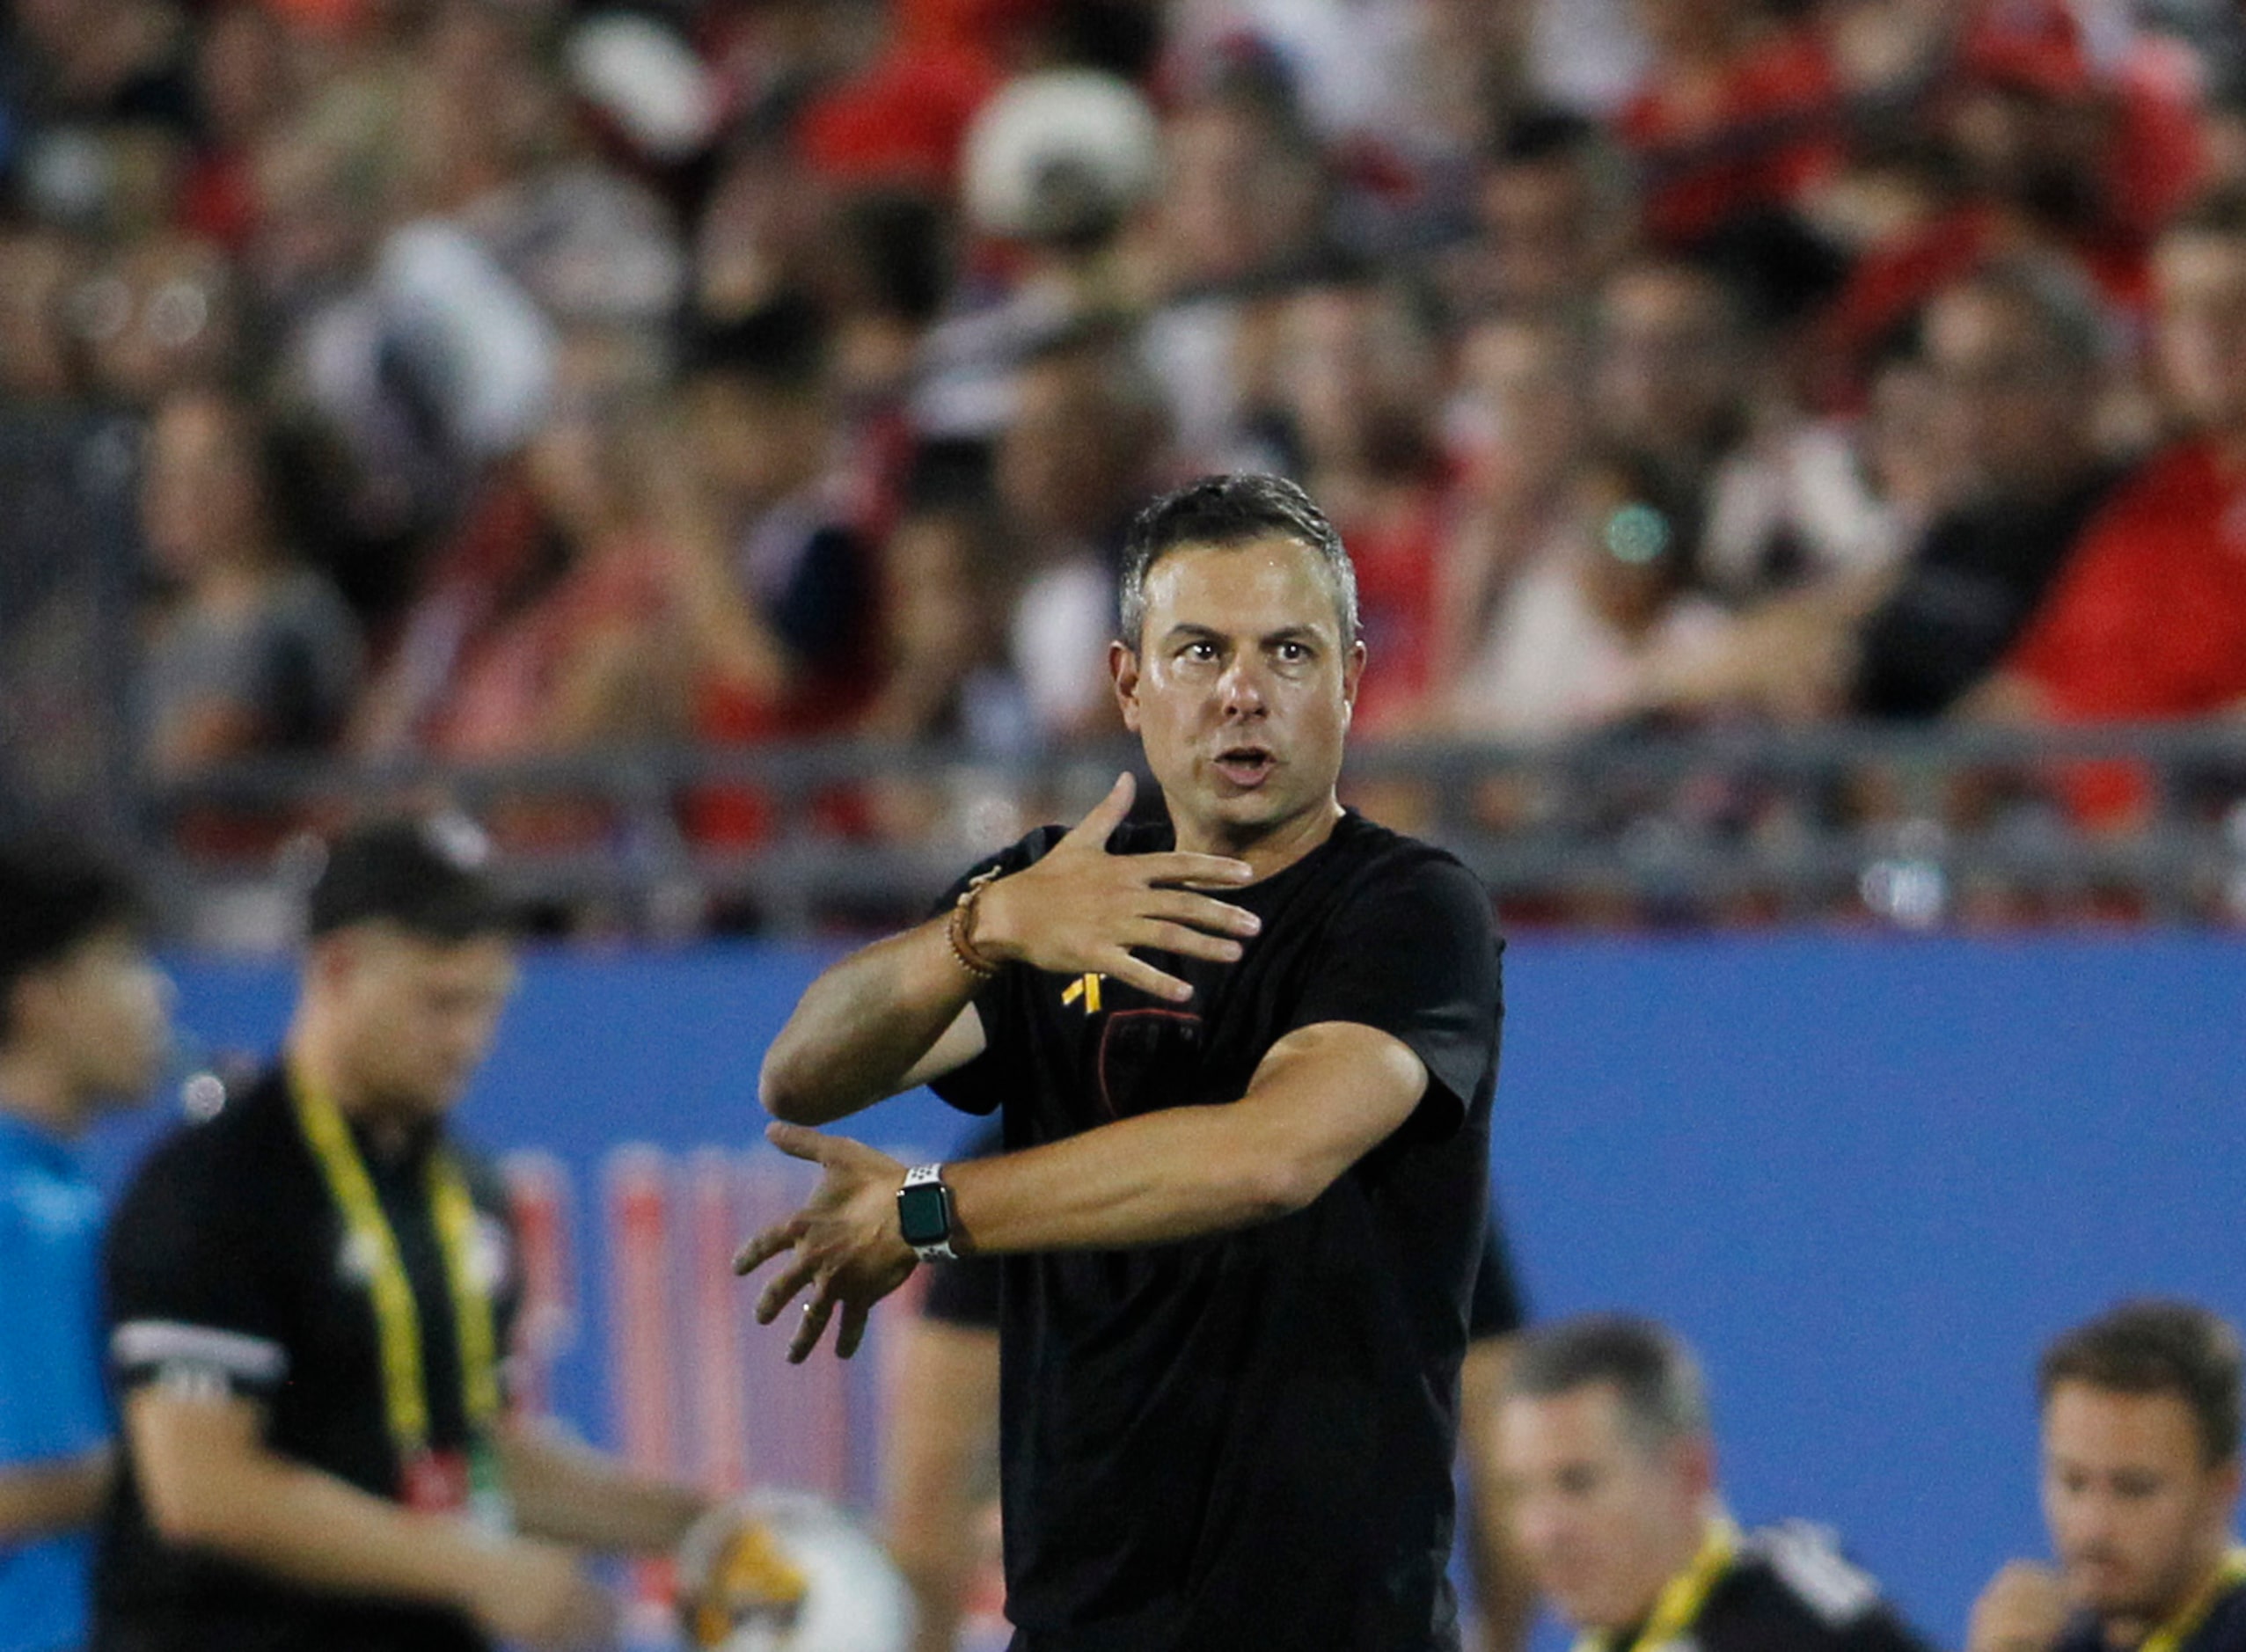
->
968;772;1262;1004
734;1122;916;1363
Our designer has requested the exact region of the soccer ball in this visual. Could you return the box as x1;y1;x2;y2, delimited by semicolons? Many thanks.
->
679;1489;915;1652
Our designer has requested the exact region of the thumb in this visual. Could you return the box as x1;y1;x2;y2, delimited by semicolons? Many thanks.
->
1063;771;1136;850
765;1120;833;1164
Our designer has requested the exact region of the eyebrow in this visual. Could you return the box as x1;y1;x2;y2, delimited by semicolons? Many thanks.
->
1160;622;1328;650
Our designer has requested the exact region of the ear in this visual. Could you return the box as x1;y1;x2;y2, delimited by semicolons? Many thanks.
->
3;969;58;1047
1672;1434;1716;1502
305;932;358;997
1111;640;1143;734
2210;1455;2242;1525
1341;640;1367;720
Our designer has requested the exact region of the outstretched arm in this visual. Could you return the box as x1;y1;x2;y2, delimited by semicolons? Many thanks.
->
736;1019;1431;1362
0;1449;109;1544
121;1389;613;1649
496;1416;710;1555
759;772;1260;1126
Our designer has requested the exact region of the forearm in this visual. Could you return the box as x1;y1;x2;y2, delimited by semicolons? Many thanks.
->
948;1105;1306;1254
1457;1341;1533;1652
883;1322;1001;1652
946;1023;1422;1254
760;919;981;1125
0;1448;110;1542
498;1423;707;1554
151;1450;494;1611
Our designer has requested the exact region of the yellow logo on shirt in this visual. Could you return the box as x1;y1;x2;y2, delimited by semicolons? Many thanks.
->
1061;974;1104;1014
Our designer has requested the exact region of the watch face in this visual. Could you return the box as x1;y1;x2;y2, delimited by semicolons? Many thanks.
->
897;1181;950;1247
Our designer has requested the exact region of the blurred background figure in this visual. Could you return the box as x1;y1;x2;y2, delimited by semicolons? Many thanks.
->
138;385;362;783
1965;1300;2246;1652
2;0;2243;922
1498;1313;1937;1652
991;322;1166;746
0;842;169;1652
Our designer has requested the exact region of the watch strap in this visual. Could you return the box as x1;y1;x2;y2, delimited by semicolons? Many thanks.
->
898;1162;958;1263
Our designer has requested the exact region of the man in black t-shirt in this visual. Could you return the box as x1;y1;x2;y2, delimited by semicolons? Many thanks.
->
883;1120;1539;1652
736;474;1506;1651
1966;1301;2246;1652
1496;1314;1933;1652
94;818;730;1652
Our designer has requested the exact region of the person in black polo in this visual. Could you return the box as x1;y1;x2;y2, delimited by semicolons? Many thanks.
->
735;474;1507;1651
94;816;725;1652
1497;1314;1934;1652
1967;1301;2246;1652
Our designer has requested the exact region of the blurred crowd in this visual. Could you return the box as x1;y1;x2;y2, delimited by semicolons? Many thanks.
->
7;0;2246;887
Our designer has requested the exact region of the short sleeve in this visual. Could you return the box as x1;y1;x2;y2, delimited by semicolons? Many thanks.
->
104;1144;292;1403
0;1195;109;1466
925;828;1066;1119
1467;1211;1528;1341
1284;852;1503;1138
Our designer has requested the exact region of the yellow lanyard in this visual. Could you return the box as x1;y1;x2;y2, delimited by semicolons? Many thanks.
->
1577;1517;1741;1652
289;1064;501;1457
2137;1548;2246;1652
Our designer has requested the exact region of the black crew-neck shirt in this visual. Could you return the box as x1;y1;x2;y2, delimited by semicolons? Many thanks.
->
93;1067;521;1652
931;808;1505;1652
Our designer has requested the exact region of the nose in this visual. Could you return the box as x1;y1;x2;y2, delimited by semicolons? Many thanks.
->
1218;654;1269;720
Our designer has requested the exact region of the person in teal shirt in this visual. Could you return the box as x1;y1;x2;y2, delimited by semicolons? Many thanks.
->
0;843;169;1652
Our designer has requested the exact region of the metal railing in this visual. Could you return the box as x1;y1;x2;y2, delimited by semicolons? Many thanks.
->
139;720;2246;944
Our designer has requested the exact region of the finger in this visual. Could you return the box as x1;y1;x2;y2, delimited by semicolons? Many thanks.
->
787;1296;835;1363
765;1119;837;1165
1128;919;1245;965
1135;852;1256;888
834;1299;872;1361
732;1219;803;1276
755;1254;823;1322
1061;771;1135;847
1102;951;1195;1004
1145;888;1262;938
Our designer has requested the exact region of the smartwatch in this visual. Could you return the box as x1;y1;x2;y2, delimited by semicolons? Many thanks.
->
896;1164;959;1263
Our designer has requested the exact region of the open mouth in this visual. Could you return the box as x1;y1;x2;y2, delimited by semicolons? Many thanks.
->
1211;746;1277;787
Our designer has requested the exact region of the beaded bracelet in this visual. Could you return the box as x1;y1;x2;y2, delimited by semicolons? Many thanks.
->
947;868;1004;980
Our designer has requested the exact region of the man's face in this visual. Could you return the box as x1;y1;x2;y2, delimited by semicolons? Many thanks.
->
1481;158;1599;309
1595;268;1740;459
1112;537;1362;853
2155;233;2246;436
321;926;516;1122
1498;1384;1710;1633
29;927;172;1111
2042;1382;2242;1625
1923;287;2089;499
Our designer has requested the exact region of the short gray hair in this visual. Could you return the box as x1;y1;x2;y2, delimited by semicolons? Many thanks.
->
1117;472;1358;648
1505;1313;1712;1450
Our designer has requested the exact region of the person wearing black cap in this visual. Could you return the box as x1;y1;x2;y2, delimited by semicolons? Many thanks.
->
91;815;720;1652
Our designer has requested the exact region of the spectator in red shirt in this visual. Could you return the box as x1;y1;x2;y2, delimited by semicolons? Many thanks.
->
1617;0;1847;251
1985;193;2246;821
1265;266;1451;733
